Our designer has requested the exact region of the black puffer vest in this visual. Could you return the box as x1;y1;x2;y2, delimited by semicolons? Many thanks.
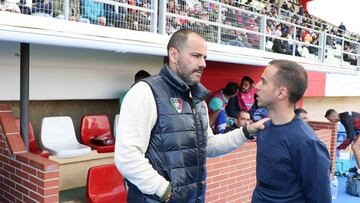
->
127;65;210;203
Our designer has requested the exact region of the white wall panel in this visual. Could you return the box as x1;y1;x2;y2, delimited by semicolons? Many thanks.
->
325;73;360;96
0;41;162;100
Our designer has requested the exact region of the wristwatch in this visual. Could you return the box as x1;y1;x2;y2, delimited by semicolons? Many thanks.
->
242;126;255;140
160;183;172;203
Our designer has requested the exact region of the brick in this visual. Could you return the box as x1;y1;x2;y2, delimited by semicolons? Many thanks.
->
29;190;44;202
30;175;59;188
205;194;219;202
10;174;22;184
16;184;29;196
10;159;23;170
16;153;58;171
0;112;19;135
4;176;15;188
43;195;59;203
37;187;59;196
6;134;26;155
16;169;29;180
23;165;37;176
212;174;229;183
0;167;10;178
0;104;11;111
23;195;37;203
0;154;10;164
37;171;59;180
23;179;38;192
3;190;16;203
9;187;24;200
4;163;15;173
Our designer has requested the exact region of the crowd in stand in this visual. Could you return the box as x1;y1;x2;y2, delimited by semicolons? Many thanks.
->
165;0;360;65
0;0;152;31
1;0;359;65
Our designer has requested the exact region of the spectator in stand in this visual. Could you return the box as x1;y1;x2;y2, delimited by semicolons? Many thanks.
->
32;0;52;17
338;22;346;35
325;109;360;176
53;0;90;23
3;0;21;13
207;82;239;134
295;108;309;124
273;24;282;37
83;0;106;25
17;0;31;14
104;0;126;27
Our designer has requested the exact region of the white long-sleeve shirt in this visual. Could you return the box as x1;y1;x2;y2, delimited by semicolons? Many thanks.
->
114;81;249;198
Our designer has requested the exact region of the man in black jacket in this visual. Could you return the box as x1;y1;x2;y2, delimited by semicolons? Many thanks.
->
325;109;360;175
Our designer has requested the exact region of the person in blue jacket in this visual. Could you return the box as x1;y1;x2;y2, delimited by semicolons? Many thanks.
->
253;59;331;203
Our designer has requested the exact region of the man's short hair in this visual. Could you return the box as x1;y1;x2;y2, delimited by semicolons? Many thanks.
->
135;70;151;82
234;110;250;119
223;82;239;96
167;29;203;55
324;109;337;118
240;76;254;85
269;60;308;104
295;108;307;116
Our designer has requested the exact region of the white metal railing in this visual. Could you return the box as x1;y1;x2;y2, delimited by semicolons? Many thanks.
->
1;0;359;70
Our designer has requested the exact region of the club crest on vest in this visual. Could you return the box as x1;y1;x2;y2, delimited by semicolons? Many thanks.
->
170;98;183;113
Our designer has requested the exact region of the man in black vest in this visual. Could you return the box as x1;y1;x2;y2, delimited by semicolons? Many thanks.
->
325;109;360;175
114;29;268;202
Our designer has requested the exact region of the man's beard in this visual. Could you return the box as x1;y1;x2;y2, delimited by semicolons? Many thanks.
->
176;58;200;86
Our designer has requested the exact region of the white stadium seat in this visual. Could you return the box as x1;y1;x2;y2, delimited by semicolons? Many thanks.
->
40;116;91;158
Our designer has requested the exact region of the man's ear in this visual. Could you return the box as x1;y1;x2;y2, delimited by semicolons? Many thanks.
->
168;47;179;64
277;86;288;100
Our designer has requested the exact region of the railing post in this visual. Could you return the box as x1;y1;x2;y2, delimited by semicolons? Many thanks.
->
158;0;166;34
150;0;158;33
217;3;222;44
292;26;296;56
63;0;69;20
259;15;266;51
319;31;326;62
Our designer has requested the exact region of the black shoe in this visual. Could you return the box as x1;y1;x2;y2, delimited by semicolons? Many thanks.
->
349;167;358;173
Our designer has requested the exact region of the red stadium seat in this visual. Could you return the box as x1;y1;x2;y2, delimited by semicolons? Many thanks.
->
80;115;115;153
15;119;49;158
86;164;127;203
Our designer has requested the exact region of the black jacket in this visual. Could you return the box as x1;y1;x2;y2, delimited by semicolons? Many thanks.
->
127;65;210;203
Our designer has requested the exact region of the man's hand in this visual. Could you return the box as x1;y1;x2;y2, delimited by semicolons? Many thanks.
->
246;118;270;134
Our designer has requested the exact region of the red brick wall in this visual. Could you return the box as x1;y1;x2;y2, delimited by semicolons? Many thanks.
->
205;124;335;203
0;104;59;203
309;121;337;175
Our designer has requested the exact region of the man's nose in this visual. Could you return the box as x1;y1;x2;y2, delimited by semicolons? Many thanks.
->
255;82;261;90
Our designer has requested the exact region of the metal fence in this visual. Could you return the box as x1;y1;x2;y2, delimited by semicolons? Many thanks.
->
1;0;359;70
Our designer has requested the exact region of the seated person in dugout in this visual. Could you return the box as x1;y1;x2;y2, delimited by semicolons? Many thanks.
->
295;107;309;124
325;109;360;175
206;82;239;134
226;76;257;117
225;110;252;133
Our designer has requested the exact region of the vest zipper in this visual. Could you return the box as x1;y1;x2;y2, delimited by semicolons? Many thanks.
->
191;103;202;203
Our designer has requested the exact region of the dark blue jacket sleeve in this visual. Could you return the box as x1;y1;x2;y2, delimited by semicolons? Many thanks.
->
292;139;331;203
225;97;239;118
216;110;227;134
